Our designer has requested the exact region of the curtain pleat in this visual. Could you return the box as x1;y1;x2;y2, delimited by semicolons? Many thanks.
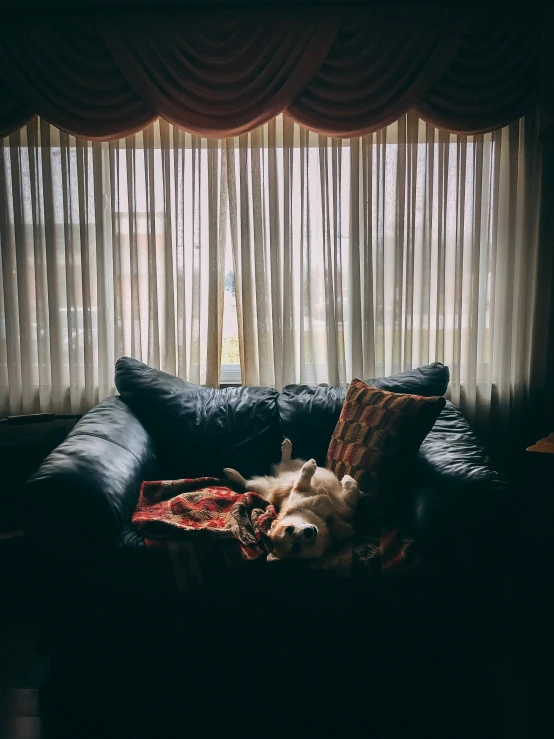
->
204;138;226;389
0;112;549;458
92;139;112;402
267;118;284;391
282;116;296;387
159;120;176;374
374;127;387;378
361;135;375;379
0;137;21;413
348;136;362;381
173;127;186;380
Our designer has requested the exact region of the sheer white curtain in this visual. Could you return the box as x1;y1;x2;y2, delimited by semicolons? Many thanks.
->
226;112;544;445
0;119;225;414
0;112;546;452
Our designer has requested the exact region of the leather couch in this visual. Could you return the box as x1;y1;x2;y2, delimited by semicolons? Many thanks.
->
23;358;509;739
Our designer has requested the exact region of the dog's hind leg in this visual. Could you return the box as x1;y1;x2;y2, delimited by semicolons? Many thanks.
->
340;474;361;508
223;468;248;489
271;438;302;476
280;438;292;463
295;458;317;492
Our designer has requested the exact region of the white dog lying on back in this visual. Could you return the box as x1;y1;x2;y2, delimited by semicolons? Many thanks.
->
224;438;360;560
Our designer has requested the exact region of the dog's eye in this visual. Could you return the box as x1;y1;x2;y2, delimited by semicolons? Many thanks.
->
285;525;294;535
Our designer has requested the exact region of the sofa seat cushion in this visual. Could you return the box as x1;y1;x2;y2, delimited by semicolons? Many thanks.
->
115;357;282;480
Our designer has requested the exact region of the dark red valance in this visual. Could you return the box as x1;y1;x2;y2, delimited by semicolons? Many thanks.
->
0;8;550;140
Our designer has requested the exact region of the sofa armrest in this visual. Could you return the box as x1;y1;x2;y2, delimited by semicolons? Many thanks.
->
411;401;508;555
22;397;157;560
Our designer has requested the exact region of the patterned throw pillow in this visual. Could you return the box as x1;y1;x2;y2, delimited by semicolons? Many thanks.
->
326;378;446;500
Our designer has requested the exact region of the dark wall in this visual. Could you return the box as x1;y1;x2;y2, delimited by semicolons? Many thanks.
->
0;418;79;533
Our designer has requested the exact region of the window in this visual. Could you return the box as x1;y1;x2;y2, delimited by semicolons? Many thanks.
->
0;113;539;423
222;259;240;383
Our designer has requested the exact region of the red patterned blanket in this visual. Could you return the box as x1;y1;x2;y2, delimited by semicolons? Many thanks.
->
132;477;276;589
131;476;419;590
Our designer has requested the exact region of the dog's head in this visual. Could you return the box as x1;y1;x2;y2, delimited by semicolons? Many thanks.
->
268;513;330;560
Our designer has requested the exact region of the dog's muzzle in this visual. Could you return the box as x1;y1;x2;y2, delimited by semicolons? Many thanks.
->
304;525;317;539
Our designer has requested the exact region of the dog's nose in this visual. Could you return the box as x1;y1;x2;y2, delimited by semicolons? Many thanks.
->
304;525;317;539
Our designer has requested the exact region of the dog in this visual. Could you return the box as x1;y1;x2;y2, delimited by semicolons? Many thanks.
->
224;438;360;561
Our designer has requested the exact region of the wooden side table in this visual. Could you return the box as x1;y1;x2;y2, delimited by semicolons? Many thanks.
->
526;433;554;455
526;433;554;494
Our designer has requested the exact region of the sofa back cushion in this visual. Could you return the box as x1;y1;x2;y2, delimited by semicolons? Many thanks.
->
277;363;449;465
115;357;281;480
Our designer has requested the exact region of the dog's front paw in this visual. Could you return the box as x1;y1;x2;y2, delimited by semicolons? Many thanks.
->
304;459;317;473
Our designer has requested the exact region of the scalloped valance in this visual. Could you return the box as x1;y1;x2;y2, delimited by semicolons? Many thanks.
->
0;7;550;140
